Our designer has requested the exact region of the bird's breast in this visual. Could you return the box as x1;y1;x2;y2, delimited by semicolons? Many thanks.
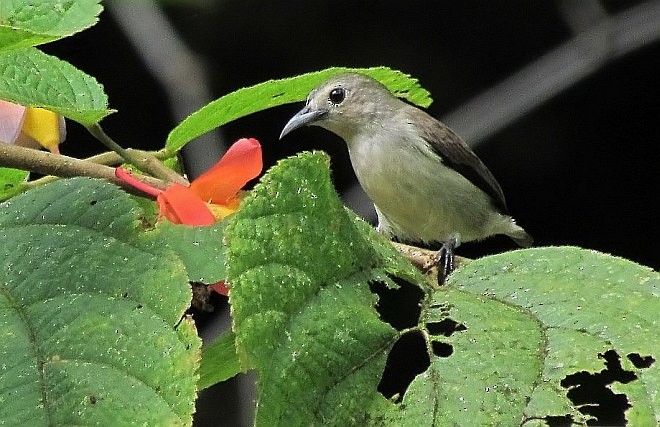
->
346;130;495;243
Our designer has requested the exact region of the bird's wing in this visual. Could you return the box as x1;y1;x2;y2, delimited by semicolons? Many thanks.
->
413;109;510;214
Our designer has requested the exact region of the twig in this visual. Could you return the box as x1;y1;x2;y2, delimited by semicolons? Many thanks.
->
26;148;171;188
0;143;169;195
84;148;171;167
86;123;188;185
443;0;660;145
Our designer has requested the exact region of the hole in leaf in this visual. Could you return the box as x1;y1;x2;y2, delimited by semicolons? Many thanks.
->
560;350;635;425
543;415;574;426
369;279;424;330
431;340;453;357
89;200;97;206
627;352;655;369
378;331;430;402
426;318;467;337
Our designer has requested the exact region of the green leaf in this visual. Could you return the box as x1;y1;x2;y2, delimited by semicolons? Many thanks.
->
198;331;245;390
166;66;433;153
149;221;226;284
225;151;422;425
445;247;660;425
381;288;546;426
0;166;28;200
0;47;112;125
0;177;200;426
0;0;103;52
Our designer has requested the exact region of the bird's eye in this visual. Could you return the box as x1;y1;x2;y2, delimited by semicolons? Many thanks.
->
329;87;345;105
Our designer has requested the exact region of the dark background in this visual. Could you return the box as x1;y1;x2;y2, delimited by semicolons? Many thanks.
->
43;1;659;425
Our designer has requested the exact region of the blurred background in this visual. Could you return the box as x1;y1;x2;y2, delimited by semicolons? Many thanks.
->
44;0;660;424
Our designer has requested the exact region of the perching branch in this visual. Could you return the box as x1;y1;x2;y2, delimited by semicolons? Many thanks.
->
0;143;170;196
392;242;470;281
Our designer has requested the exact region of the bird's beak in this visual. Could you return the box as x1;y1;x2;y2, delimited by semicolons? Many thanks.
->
279;106;328;139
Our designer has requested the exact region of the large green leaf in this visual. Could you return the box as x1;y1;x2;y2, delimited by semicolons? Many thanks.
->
0;0;102;52
225;151;421;425
0;177;200;426
382;248;659;426
148;221;226;284
166;66;433;153
224;150;659;426
445;248;660;425
0;47;112;125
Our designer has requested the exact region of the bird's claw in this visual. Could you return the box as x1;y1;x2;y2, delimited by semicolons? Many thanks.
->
436;235;459;285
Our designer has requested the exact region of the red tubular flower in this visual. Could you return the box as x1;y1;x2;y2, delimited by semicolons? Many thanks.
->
117;137;262;226
156;183;217;226
159;137;262;225
115;138;263;297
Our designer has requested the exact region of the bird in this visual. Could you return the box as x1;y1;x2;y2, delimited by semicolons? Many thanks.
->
280;72;532;283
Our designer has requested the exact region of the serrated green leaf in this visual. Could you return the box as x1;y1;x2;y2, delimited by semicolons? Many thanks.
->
0;166;28;200
198;331;245;390
149;221;226;284
0;47;112;124
0;0;103;52
395;247;658;426
225;151;422;425
384;288;546;426
166;67;433;153
0;177;200;426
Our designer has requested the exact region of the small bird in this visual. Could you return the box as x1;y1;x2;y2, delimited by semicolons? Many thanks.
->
280;73;532;282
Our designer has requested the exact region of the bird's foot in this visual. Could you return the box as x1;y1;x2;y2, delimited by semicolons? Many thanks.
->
435;235;460;285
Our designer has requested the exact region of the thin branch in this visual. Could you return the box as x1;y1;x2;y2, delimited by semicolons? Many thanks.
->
557;0;608;34
25;148;171;189
443;0;660;145
84;148;171;167
86;123;188;185
0;143;170;195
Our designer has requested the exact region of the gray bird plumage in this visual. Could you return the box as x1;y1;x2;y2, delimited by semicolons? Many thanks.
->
280;72;533;252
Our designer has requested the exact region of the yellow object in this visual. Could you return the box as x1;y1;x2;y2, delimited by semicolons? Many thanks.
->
207;197;240;221
21;107;61;153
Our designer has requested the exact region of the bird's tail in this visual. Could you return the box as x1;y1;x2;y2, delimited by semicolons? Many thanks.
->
508;227;534;247
505;218;534;248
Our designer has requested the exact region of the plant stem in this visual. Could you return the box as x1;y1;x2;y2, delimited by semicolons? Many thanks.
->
85;148;171;167
85;123;188;185
0;143;169;195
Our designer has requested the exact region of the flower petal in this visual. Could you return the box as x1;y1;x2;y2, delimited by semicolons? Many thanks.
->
115;167;163;198
210;281;229;296
207;199;239;221
190;138;262;204
21;107;65;154
157;183;216;225
0;100;27;144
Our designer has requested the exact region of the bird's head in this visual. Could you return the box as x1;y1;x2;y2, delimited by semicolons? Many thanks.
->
280;73;398;141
